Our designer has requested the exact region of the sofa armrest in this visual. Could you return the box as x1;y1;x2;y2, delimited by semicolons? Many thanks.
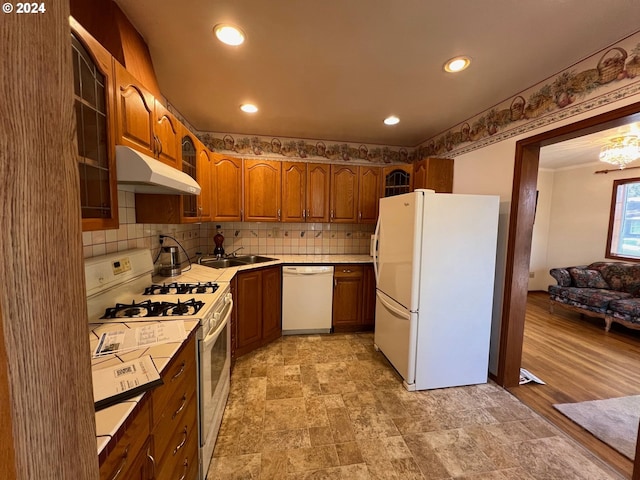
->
550;267;572;286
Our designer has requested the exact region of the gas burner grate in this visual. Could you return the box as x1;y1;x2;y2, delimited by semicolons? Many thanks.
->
101;298;205;319
102;300;161;319
143;282;219;295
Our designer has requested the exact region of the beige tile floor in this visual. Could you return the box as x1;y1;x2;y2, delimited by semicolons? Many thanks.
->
209;333;623;479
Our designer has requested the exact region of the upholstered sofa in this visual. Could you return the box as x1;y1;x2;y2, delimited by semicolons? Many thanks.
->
549;261;640;331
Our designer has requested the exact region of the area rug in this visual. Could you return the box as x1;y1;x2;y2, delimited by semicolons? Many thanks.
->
553;395;640;459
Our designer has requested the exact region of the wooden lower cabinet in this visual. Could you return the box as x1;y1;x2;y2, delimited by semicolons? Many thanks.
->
234;265;282;357
152;333;198;480
99;398;151;480
332;264;375;332
99;332;198;480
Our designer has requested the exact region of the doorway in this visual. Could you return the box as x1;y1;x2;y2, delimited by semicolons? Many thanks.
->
495;100;640;476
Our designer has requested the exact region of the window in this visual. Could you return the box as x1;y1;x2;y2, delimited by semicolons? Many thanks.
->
607;177;640;261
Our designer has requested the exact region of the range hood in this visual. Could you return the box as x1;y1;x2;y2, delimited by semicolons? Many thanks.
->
115;145;201;195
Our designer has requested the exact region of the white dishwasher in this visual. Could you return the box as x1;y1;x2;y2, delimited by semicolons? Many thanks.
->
282;265;334;334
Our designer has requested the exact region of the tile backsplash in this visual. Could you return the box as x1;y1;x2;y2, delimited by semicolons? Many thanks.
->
82;189;374;261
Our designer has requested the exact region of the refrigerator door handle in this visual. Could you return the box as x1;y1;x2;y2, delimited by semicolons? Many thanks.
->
373;217;381;284
376;291;410;320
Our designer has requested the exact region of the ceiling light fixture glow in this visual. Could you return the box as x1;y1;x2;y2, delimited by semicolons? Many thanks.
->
599;135;640;169
444;56;471;73
384;116;400;126
240;103;258;113
214;24;245;46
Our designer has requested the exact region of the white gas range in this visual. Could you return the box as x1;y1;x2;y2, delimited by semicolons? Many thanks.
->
85;249;231;480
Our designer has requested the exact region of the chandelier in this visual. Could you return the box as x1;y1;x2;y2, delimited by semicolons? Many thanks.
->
599;135;640;169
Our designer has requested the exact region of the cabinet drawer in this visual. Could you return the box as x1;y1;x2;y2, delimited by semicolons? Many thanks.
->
158;430;199;480
154;390;197;464
334;265;363;278
152;335;196;426
99;399;150;480
155;398;199;480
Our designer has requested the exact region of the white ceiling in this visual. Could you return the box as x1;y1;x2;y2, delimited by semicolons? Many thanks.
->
540;122;640;170
114;0;640;148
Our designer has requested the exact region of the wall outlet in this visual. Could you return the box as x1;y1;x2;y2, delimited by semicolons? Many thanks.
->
529;271;535;278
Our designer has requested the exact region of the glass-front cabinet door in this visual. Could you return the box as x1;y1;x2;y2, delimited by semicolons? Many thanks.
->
70;19;118;231
181;135;198;218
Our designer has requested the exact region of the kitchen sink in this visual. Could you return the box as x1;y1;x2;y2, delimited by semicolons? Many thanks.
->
198;258;248;269
198;255;277;269
234;255;277;264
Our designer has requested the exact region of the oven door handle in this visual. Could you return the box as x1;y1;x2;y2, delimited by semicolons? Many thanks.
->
202;298;233;348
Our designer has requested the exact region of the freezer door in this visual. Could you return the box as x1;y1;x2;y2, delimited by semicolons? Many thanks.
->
376;191;425;311
374;289;416;386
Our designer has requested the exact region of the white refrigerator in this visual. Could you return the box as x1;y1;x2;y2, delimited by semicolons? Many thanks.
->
373;189;499;391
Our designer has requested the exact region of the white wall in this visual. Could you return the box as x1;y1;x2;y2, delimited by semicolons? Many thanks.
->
528;169;554;290
451;95;640;376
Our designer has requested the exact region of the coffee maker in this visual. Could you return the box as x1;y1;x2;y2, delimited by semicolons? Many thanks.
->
158;245;181;277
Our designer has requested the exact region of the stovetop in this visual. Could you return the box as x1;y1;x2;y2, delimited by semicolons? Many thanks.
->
85;249;230;325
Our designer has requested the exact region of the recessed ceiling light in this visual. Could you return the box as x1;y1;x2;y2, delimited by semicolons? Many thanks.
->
240;104;258;113
444;56;471;73
214;24;245;46
384;116;400;126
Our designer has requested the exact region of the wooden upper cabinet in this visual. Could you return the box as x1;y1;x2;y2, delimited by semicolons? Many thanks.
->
180;133;199;221
330;165;359;223
413;157;454;193
358;166;381;223
382;164;413;197
306;163;331;223
211;154;243;222
114;61;155;155
70;17;119;232
281;162;306;222
244;159;281;222
154;100;181;168
196;141;212;221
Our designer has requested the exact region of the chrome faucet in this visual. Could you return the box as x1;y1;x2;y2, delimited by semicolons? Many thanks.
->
225;246;244;258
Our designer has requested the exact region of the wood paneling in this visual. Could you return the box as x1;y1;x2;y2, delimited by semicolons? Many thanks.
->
1;3;98;477
511;292;640;478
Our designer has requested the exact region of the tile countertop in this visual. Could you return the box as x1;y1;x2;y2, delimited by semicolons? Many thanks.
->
163;254;374;283
90;319;200;456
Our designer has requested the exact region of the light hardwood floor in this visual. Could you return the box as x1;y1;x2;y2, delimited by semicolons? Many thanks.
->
510;291;640;478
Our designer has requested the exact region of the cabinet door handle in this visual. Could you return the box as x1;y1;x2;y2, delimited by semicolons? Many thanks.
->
109;446;129;480
173;426;188;455
343;269;352;273
156;135;163;157
172;394;188;419
277;208;281;221
358;211;362;221
178;459;189;480
146;446;155;479
302;209;306;219
152;134;159;156
171;361;186;381
334;278;337;288
330;210;334;221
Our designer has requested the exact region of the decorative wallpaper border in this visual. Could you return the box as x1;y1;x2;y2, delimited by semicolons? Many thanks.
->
196;131;417;164
417;33;640;158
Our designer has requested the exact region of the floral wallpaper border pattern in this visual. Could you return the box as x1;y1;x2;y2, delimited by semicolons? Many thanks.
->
196;131;417;164
417;34;640;158
185;33;640;163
